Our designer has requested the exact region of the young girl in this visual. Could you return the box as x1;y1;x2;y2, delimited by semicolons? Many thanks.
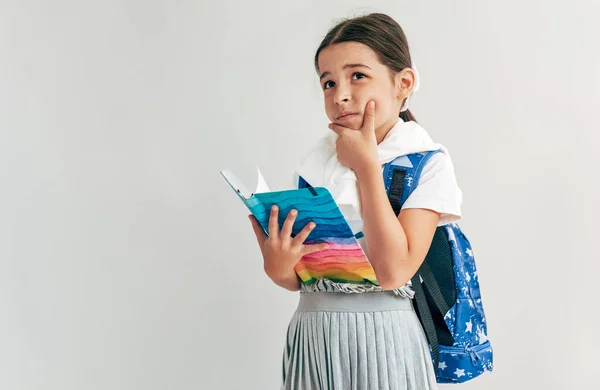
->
249;13;462;390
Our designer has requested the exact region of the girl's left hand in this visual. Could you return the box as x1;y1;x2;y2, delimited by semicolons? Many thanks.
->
328;100;379;174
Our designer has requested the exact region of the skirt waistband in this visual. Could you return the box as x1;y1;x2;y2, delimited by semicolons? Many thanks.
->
297;291;413;313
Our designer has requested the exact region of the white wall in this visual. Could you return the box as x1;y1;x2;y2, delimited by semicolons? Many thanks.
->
1;1;598;389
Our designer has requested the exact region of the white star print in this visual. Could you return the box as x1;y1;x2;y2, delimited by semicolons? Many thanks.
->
465;272;471;282
466;320;473;333
477;329;488;343
466;248;473;257
454;368;465;378
438;361;447;370
447;228;457;242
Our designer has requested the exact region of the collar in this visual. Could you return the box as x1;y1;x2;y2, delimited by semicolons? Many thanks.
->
294;118;447;228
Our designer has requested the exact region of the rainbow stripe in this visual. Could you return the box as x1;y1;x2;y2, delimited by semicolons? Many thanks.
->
244;187;379;286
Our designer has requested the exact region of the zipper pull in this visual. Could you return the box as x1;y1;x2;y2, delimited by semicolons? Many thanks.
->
465;346;481;363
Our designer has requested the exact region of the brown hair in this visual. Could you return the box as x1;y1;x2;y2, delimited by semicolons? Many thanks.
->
314;13;417;123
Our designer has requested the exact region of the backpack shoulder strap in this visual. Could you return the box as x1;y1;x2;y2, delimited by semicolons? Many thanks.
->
383;150;442;216
405;149;442;199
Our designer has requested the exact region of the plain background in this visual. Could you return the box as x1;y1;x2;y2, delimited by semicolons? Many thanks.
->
1;1;599;389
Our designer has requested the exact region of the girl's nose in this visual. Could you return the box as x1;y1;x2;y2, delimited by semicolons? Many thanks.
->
334;86;350;105
335;96;349;105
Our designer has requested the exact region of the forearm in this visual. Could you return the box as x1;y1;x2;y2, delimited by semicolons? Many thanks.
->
355;163;415;289
265;265;301;292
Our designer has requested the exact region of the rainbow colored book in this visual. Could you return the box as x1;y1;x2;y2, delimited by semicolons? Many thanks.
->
220;167;378;286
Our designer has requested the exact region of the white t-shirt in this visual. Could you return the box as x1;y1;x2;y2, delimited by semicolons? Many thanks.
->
354;152;462;258
402;152;462;226
295;151;462;257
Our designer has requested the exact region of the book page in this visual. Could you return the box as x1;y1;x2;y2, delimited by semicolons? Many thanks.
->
220;169;252;199
254;166;271;194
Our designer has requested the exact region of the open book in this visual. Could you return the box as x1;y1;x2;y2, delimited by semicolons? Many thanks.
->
220;167;378;286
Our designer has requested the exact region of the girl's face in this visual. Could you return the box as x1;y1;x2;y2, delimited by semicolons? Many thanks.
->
317;41;415;143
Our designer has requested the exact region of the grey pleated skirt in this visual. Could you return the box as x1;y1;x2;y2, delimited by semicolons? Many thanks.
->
281;288;438;390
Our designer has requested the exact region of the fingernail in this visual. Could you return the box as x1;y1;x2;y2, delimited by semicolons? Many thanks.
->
272;205;278;211
370;101;375;108
290;209;297;216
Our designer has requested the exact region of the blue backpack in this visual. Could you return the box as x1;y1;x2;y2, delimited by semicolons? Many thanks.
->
299;150;493;384
382;150;493;383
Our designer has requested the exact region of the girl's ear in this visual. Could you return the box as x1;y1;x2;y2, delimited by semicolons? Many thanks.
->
395;68;416;99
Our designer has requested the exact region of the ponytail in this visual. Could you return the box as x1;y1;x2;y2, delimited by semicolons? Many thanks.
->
400;108;417;123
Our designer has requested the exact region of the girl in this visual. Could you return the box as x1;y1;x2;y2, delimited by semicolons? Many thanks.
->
249;13;462;390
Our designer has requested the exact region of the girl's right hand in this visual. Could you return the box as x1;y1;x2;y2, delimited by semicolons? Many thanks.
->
249;205;329;283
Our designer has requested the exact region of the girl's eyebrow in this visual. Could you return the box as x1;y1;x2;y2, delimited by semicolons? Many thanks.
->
319;63;372;80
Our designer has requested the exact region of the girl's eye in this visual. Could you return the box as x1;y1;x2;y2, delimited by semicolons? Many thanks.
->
323;73;366;90
323;80;334;90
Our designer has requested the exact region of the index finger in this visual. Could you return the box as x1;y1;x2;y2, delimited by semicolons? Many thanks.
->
361;100;375;132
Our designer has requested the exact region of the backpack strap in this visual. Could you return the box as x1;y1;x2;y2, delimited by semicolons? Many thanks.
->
410;270;441;367
387;169;406;216
384;151;441;216
403;150;441;201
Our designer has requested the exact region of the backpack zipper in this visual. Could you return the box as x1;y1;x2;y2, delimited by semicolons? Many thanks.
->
441;341;490;364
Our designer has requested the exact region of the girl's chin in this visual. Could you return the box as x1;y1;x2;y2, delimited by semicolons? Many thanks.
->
334;116;362;129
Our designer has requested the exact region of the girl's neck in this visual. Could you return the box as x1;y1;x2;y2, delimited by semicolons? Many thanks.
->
375;117;401;144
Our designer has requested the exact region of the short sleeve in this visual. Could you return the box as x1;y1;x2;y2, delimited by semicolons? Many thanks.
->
401;152;463;226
